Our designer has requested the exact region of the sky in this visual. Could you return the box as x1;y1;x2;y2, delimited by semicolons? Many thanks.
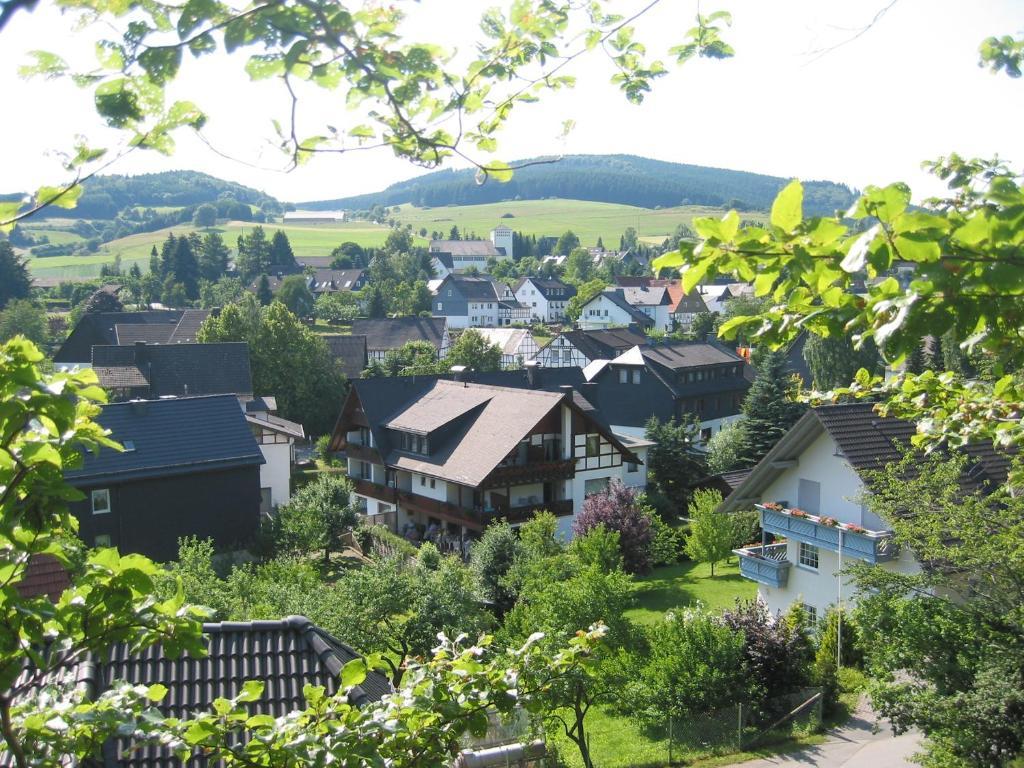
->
0;0;1021;204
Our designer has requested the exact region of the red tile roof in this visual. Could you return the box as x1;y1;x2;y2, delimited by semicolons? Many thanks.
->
16;554;70;602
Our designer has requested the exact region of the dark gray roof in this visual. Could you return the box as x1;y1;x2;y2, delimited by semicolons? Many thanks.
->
594;289;656;327
311;268;365;293
114;324;175;345
441;275;501;301
620;285;670;307
7;616;390;768
54;311;185;363
324;334;368;379
555;327;648;361
168;309;212;342
349;317;447;352
720;403;1010;512
91;342;253;398
64;394;263;486
640;341;743;370
515;277;576;300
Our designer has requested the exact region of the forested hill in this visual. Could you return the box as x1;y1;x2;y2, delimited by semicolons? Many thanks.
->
299;154;856;215
21;170;281;219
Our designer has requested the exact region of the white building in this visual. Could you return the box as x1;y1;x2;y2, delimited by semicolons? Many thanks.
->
513;277;577;323
243;396;305;514
471;327;541;368
577;289;656;332
490;224;514;258
720;404;1006;621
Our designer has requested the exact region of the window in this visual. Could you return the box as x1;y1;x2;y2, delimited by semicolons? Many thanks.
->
430;478;436;489
802;603;818;624
91;489;111;515
94;534;112;547
437;302;443;311
586;435;600;457
632;370;641;384
420;475;426;486
447;289;453;297
619;369;628;384
798;542;819;570
561;349;572;362
627;461;638;473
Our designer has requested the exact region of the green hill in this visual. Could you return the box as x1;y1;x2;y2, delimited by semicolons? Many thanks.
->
299;154;856;216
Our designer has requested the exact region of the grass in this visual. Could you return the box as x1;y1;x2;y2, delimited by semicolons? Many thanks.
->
626;559;757;626
394;199;767;249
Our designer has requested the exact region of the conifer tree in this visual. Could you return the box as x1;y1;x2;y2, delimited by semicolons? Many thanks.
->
270;229;297;267
199;232;230;281
734;349;806;468
0;241;31;309
256;274;273;306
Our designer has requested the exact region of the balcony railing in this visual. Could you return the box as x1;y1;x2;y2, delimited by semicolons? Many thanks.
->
481;459;575;489
734;543;791;587
351;477;396;503
343;442;380;462
757;504;898;564
491;498;574;523
396;489;488;528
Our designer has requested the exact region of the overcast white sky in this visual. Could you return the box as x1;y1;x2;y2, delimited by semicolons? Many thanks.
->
1;0;1021;204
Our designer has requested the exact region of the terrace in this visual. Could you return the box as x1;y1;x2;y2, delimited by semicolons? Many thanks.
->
756;503;898;564
733;542;791;588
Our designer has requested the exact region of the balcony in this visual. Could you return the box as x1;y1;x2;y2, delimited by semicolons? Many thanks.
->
491;498;574;523
351;477;396;503
396;489;487;529
481;459;575;489
343;442;380;462
757;504;898;564
734;543;791;587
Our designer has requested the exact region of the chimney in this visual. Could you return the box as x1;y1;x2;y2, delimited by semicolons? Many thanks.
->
450;364;468;383
559;383;574;402
524;359;539;388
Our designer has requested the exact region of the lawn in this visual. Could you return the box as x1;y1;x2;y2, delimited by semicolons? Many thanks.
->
626;559;756;626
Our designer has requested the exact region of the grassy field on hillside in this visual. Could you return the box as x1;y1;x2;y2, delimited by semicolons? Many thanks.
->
394;199;764;247
23;198;768;279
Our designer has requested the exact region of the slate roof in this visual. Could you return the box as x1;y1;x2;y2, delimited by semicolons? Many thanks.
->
514;277;576;300
350;317;447;352
620;285;670;307
720;403;1011;513
638;341;744;370
114;324;175;345
6;616;390;768
593;289;656;327
324;334;369;379
91;342;253;398
442;275;501;301
168;309;212;342
310;268;365;293
555;327;649;361
246;412;305;440
54;311;186;364
64;394;264;486
430;240;500;257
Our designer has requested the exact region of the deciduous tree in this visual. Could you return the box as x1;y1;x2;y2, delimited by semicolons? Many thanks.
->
446;328;503;372
684;488;733;576
276;274;315;317
573;480;653;575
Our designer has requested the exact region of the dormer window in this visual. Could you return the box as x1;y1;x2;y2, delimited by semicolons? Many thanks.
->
398;431;429;455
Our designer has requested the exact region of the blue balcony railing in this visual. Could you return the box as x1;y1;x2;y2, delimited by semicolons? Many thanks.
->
734;543;791;587
757;505;898;564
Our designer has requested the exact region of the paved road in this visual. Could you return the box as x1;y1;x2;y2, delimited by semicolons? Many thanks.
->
727;700;921;768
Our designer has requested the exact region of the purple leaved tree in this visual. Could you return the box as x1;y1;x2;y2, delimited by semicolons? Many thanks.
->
574;480;653;574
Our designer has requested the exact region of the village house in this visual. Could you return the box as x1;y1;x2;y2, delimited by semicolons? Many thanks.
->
431;275;528;328
534;326;648;368
720;403;1009;621
53;309;211;369
580;340;752;440
330;376;648;542
577;289;657;332
64;395;265;562
349;316;450;361
469;327;541;368
513;276;577;322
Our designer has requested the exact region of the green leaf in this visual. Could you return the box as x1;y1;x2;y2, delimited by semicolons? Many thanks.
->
34;184;84;210
481;161;514;183
341;657;367;688
147;683;168;701
0;201;22;232
893;233;940;262
770;180;803;232
237;679;264;702
95;41;125;70
138;46;182;85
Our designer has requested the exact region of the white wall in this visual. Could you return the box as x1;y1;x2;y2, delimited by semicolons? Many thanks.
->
412;472;447;501
578;295;635;330
754;429;922;618
259;442;293;508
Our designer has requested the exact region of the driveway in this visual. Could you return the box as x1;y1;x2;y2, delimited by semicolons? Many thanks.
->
727;700;922;768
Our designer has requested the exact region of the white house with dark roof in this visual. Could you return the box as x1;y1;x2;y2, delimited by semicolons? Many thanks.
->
535;327;648;368
577;289;657;332
429;238;509;279
431;275;527;328
470;327;541;368
513;277;577;322
720;403;1009;622
349;317;450;361
330;377;647;542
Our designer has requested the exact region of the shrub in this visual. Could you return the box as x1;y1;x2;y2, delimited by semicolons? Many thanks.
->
648;514;683;566
574;480;653;574
469;520;521;613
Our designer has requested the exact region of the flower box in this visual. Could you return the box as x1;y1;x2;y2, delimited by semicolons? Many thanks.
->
819;516;838;527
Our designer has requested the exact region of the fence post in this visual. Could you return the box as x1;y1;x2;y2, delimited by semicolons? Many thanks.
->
737;702;743;751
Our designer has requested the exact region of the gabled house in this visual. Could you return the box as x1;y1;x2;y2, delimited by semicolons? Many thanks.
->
534;327;648;368
309;268;367;294
470;327;541;368
324;334;370;379
53;309;210;369
513;277;577;323
92;341;254;400
245;396;305;513
697;282;755;314
8;616;390;767
577;289;657;332
330;377;646;540
720;403;1009;621
349;317;450;361
431;275;524;329
581;340;751;440
666;283;710;332
64;395;265;561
